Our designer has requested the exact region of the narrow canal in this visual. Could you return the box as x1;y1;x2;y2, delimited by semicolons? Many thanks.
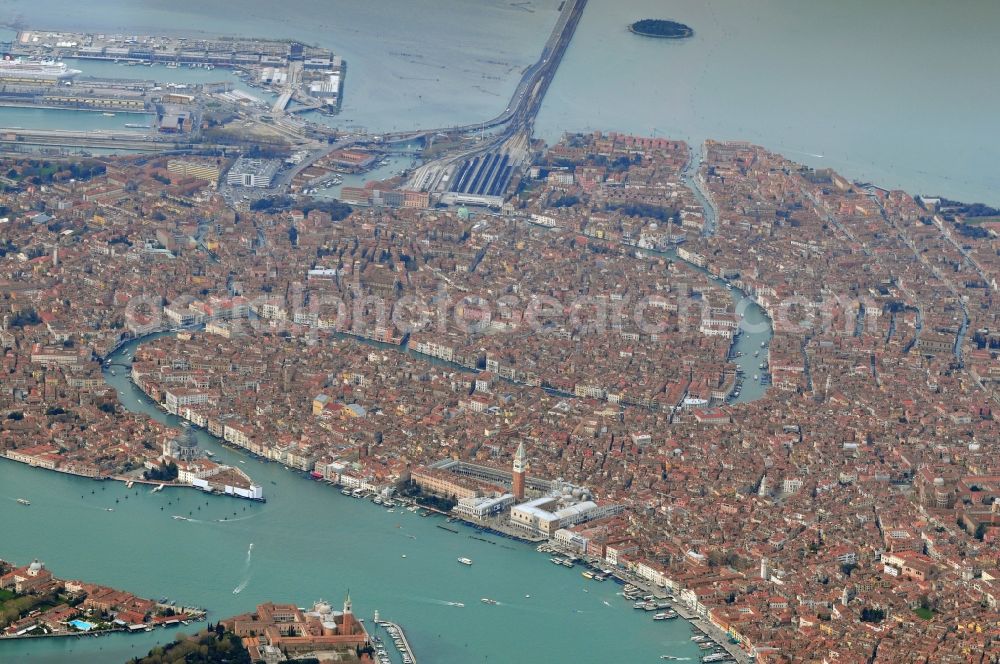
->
1;233;772;664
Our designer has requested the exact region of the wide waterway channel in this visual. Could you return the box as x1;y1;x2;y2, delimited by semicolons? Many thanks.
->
0;243;770;664
0;343;765;664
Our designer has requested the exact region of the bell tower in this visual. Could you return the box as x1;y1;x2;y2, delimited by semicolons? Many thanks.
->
512;441;527;501
342;590;353;635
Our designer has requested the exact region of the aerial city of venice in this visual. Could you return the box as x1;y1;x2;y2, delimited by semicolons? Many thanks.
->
0;1;998;662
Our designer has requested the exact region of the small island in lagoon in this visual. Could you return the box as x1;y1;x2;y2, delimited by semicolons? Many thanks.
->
628;19;694;39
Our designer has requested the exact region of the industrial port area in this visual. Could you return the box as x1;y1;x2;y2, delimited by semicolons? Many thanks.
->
0;0;587;210
0;27;345;155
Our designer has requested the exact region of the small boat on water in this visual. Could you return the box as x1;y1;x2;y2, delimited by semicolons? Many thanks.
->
457;557;473;566
582;571;595;579
480;598;498;605
16;498;30;505
102;112;115;117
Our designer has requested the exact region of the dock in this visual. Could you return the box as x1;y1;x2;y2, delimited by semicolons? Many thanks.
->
377;620;416;664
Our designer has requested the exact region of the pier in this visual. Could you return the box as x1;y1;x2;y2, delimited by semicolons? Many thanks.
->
376;620;416;664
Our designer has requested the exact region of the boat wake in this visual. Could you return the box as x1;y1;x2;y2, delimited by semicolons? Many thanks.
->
216;513;259;523
232;542;254;594
420;597;466;608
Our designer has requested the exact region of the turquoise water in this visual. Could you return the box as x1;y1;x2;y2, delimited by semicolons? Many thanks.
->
0;336;708;664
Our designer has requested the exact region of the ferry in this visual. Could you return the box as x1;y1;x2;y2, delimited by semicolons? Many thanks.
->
172;515;191;521
102;112;116;117
16;498;30;506
654;611;678;620
480;598;498;605
457;557;473;566
581;571;595;579
702;654;732;663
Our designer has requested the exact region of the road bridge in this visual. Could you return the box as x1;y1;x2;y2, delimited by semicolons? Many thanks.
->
376;0;586;146
272;91;292;113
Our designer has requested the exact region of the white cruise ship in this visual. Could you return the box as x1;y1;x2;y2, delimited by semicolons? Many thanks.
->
0;57;82;83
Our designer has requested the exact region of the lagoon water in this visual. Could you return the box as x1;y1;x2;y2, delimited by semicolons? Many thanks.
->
2;0;998;202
